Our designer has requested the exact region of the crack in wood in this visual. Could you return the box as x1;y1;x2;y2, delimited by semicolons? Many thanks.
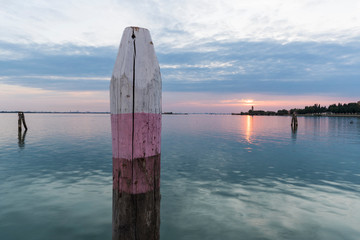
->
131;28;138;240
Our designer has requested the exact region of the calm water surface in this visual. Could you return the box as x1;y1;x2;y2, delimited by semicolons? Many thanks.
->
1;114;360;240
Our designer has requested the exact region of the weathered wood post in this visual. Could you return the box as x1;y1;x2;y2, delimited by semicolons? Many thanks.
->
291;111;298;129
110;27;161;240
18;112;28;132
21;112;28;131
18;112;22;132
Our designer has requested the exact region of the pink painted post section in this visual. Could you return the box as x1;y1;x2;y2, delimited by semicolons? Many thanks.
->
133;113;161;158
111;112;161;194
111;113;133;160
111;113;161;159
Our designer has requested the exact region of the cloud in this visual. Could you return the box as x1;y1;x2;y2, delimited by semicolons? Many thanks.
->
0;48;26;60
0;83;109;112
161;61;235;69
1;39;360;97
0;75;110;92
159;40;360;97
0;42;115;78
1;0;360;49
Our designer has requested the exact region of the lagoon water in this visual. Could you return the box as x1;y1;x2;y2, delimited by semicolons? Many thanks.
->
1;113;360;240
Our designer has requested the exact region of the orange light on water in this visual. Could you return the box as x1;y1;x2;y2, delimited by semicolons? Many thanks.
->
245;115;253;143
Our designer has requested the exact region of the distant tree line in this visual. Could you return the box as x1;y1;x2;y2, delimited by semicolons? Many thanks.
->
289;102;360;114
248;110;276;116
237;101;360;116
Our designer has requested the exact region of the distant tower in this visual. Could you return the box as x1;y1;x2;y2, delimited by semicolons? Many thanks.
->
251;106;254;111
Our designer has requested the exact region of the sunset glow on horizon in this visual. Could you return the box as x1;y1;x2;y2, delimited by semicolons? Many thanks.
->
161;92;358;113
0;82;358;113
1;1;360;112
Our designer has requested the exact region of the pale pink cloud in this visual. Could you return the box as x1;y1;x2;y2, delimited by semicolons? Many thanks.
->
0;84;109;112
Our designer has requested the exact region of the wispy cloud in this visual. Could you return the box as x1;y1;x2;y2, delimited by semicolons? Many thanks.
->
0;48;26;60
1;0;360;49
0;75;109;81
0;83;109;112
1;40;360;97
161;61;235;69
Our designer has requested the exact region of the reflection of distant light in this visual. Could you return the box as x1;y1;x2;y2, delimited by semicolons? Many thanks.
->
245;115;253;144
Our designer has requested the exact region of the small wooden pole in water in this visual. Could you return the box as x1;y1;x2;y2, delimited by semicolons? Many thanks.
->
110;27;161;240
291;112;298;129
18;112;22;132
18;112;28;131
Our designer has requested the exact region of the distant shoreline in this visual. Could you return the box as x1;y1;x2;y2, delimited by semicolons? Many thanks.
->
296;113;360;117
0;111;110;114
1;111;360;117
231;113;360;117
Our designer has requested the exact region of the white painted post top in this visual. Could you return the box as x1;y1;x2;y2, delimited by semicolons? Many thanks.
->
110;27;162;114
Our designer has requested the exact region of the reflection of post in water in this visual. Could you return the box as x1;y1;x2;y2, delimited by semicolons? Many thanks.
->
18;112;28;149
291;112;298;141
291;124;297;141
18;128;27;148
110;27;161;240
291;112;298;129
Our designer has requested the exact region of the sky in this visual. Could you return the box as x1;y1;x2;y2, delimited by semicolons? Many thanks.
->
0;0;359;113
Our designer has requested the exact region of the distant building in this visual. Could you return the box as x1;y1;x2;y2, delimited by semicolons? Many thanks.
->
358;101;360;105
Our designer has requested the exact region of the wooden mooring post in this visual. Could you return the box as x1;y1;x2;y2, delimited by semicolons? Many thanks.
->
18;112;28;132
110;27;161;240
291;112;298;129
